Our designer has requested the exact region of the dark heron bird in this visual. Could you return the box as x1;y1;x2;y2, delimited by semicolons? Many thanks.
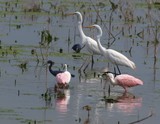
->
72;43;85;53
72;43;81;53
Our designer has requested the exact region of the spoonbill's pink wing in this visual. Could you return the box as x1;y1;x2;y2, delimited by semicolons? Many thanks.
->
56;72;71;84
56;73;66;84
63;71;71;84
115;74;143;88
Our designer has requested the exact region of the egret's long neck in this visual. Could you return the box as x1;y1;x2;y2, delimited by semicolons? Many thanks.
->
78;22;86;44
76;13;86;44
77;22;84;36
96;36;106;54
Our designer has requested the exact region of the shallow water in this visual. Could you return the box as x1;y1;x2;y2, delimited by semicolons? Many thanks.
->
0;0;160;124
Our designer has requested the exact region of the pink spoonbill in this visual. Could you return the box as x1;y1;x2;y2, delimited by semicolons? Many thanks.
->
46;60;75;77
104;71;143;92
56;64;71;89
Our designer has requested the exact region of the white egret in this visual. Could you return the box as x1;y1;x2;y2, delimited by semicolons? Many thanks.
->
85;24;136;73
67;11;102;71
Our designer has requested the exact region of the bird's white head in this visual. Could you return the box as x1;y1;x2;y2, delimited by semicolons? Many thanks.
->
64;64;68;71
106;73;117;85
74;11;83;24
92;24;103;39
84;24;102;39
107;73;114;80
66;11;83;24
74;11;81;16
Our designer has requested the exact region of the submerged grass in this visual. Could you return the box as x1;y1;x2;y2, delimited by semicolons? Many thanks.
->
101;95;118;103
0;108;20;117
0;108;15;113
22;93;37;96
30;107;50;110
20;119;52;124
0;45;24;56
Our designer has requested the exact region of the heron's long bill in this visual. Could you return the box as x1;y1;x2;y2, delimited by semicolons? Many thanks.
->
65;13;75;16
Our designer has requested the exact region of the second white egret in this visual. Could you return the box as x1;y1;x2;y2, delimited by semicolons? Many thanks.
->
85;24;136;73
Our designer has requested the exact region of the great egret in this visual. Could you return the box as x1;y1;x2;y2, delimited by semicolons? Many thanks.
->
56;64;71;89
85;24;136;73
67;11;102;71
104;71;143;92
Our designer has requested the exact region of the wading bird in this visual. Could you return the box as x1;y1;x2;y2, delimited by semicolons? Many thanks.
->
56;64;71;89
72;43;82;53
72;43;85;53
85;24;136;74
47;60;75;77
66;11;102;71
104;71;143;92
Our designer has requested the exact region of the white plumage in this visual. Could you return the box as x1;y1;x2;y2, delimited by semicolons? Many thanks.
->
87;24;136;70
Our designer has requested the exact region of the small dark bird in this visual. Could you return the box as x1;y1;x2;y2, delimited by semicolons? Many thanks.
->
72;43;82;53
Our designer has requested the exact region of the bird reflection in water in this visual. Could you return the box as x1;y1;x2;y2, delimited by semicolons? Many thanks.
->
116;92;142;113
55;89;70;113
41;87;70;113
106;92;142;114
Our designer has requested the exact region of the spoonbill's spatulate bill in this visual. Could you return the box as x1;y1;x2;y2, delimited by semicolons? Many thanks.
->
105;72;143;92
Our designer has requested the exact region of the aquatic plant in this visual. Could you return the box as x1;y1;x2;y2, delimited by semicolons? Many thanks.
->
39;29;53;61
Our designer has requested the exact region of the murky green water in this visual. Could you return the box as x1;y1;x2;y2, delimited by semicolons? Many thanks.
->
0;0;160;124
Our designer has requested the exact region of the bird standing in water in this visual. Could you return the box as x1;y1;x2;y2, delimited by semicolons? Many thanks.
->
72;43;82;53
46;60;73;90
66;11;102;71
104;71;143;92
72;43;85;53
46;60;74;77
47;60;63;76
85;24;136;74
56;64;71;89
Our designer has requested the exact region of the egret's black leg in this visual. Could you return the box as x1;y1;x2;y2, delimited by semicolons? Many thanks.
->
83;63;90;73
114;67;117;77
91;55;94;69
78;57;88;72
83;58;91;73
108;85;110;97
116;64;121;75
